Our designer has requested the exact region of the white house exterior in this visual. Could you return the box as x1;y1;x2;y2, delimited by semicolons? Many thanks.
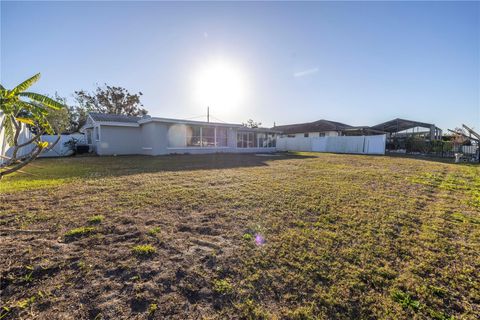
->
82;113;278;156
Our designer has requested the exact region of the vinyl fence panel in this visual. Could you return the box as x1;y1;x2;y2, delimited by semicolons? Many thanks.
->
277;134;386;155
39;133;86;157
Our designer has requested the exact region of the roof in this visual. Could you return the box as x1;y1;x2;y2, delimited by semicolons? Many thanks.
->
371;118;440;133
89;112;142;123
272;119;353;134
86;113;280;132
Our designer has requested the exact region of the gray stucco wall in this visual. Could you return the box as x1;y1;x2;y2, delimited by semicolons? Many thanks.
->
95;122;276;156
140;122;169;155
97;126;143;155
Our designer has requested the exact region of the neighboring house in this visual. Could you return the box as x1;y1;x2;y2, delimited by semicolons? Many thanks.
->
81;113;279;156
273;119;354;138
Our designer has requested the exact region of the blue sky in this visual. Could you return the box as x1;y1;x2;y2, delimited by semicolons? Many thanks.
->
1;1;479;130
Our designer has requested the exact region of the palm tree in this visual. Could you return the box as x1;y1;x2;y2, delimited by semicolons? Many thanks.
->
0;73;66;179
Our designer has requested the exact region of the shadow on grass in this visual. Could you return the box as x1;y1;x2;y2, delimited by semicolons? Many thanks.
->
385;152;479;166
3;152;317;184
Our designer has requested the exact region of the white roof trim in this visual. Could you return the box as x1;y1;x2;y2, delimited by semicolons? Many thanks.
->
138;117;243;128
83;113;279;132
138;117;279;132
96;122;140;127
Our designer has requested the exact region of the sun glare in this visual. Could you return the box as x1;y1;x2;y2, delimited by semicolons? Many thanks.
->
193;59;247;110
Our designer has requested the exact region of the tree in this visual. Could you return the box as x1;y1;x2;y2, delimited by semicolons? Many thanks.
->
75;85;147;116
67;104;89;133
45;93;70;134
67;85;147;132
1;73;66;179
243;119;262;128
451;128;468;145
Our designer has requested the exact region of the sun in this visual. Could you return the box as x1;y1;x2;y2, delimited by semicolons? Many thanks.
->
193;59;247;110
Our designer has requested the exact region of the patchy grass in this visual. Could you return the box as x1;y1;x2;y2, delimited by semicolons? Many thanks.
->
64;226;95;238
147;226;161;236
0;153;478;319
212;278;234;295
132;245;156;256
88;215;105;224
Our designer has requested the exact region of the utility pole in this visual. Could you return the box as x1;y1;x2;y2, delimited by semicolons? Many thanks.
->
207;106;209;123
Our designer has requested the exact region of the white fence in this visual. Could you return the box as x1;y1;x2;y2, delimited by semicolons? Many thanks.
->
39;133;86;157
277;134;386;155
0;113;35;165
1;113;86;162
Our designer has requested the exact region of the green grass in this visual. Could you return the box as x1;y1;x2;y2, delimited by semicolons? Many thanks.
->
64;226;96;238
88;215;105;224
212;278;234;295
132;244;156;256
0;153;478;319
147;226;161;236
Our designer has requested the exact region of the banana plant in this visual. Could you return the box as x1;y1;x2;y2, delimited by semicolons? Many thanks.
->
0;73;66;179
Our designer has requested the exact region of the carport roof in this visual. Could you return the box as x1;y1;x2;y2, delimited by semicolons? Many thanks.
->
371;118;440;133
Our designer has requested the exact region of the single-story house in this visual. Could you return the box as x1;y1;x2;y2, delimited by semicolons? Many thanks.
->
81;113;279;156
272;119;354;138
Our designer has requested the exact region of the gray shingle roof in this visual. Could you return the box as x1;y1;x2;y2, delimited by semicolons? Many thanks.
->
273;119;353;134
89;112;142;123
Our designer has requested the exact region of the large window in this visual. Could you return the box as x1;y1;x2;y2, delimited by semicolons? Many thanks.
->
186;126;228;148
237;132;275;148
237;132;248;148
202;127;215;147
216;127;228;147
266;133;276;147
186;126;202;147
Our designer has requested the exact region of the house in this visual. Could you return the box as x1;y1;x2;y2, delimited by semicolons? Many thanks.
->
272;119;354;138
81;113;279;156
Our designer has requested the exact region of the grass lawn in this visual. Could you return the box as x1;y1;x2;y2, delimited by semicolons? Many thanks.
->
0;153;479;319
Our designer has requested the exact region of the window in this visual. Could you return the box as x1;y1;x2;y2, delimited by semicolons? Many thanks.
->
237;131;273;148
216;127;228;147
247;132;255;148
237;132;247;148
186;126;228;147
319;132;325;137
266;133;276;147
202;127;215;147
258;133;266;148
287;134;295;138
237;132;246;148
87;129;92;144
187;126;201;147
95;127;100;141
304;133;309;137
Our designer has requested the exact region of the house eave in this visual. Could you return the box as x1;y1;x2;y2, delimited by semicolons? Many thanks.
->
139;117;280;133
95;122;140;127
